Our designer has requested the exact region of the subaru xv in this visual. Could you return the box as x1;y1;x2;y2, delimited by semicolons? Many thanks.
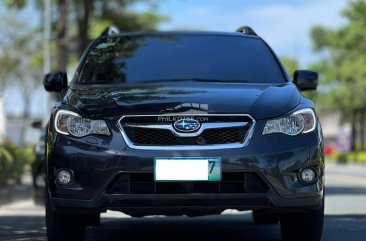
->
43;26;324;241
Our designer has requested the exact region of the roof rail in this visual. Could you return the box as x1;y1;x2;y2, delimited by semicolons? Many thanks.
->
99;26;120;37
235;26;258;36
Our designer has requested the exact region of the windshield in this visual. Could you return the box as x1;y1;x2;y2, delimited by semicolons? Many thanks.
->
78;34;286;84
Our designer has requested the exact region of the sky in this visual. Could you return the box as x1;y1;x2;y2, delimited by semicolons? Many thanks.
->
2;0;349;118
154;0;348;67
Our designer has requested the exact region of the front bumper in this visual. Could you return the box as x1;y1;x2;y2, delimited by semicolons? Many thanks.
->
51;191;323;215
46;119;324;214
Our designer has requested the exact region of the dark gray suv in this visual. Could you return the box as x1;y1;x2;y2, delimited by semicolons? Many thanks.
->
44;26;324;241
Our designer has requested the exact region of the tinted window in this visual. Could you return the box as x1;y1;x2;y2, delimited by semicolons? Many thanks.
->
78;35;285;84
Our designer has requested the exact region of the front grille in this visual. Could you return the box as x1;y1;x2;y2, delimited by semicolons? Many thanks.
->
124;126;249;146
106;172;269;195
119;115;254;147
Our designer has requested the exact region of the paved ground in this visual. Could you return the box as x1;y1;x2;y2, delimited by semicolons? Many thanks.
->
0;163;366;241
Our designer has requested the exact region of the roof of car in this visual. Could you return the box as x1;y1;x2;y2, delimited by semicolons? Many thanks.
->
98;30;261;40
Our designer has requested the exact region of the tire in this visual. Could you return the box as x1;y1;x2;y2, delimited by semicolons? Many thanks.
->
252;210;280;224
45;190;87;241
280;198;324;241
85;213;101;226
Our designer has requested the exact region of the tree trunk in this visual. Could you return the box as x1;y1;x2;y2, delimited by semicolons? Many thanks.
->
19;91;32;147
361;109;365;150
77;0;91;57
102;0;108;16
0;96;5;143
57;0;68;71
351;109;357;151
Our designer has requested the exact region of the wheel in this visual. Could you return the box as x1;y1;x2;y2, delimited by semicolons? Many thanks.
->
280;198;324;241
252;210;280;224
85;213;101;226
45;190;87;241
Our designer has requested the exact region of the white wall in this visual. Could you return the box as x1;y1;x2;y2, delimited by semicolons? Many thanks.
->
0;97;5;143
5;116;41;145
318;111;342;139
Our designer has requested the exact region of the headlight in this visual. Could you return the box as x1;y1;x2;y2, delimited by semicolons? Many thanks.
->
54;110;110;137
262;108;316;136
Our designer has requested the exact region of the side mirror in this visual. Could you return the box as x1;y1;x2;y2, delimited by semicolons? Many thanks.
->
43;71;68;93
293;70;318;91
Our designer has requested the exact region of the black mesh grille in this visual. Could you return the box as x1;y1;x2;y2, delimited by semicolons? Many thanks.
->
124;126;249;146
106;172;269;195
120;115;253;146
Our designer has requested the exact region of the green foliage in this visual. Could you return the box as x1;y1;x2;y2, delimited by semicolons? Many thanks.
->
96;9;168;34
0;144;35;187
76;0;168;57
280;56;298;79
310;27;333;51
89;19;114;39
4;0;27;8
328;150;366;163
0;146;13;186
3;0;167;69
347;151;366;163
0;14;43;97
336;152;348;164
310;0;366;118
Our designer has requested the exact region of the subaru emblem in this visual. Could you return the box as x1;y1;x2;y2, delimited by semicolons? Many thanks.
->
173;119;201;132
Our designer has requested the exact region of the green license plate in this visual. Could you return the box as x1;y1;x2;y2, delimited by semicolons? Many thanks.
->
154;157;221;182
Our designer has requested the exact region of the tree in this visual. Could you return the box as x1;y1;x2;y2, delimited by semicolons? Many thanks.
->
57;0;68;71
4;0;70;72
281;56;299;79
2;0;166;145
0;15;25;96
13;31;43;146
0;15;43;146
4;0;167;71
310;0;366;150
72;0;167;57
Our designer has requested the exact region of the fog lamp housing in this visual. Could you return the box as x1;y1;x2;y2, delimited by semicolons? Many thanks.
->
299;168;317;185
56;169;73;185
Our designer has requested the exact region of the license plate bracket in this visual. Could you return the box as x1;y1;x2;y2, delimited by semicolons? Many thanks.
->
154;157;221;182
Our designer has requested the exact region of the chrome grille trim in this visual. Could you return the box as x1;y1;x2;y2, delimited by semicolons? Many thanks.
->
124;122;249;137
117;114;256;150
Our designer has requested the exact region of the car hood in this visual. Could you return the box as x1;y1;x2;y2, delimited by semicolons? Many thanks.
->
65;82;301;120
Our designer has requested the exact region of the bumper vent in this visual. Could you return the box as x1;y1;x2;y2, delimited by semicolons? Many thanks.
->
106;172;268;195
